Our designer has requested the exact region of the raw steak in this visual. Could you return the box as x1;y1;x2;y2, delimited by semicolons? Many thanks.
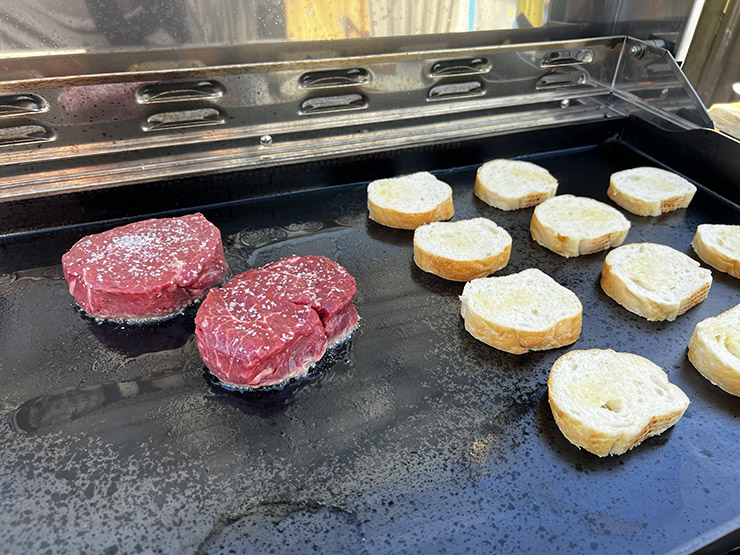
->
195;255;358;389
62;213;228;322
262;255;359;344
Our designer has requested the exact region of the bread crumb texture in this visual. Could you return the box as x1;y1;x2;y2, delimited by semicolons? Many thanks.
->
608;167;696;216
691;224;740;279
460;268;582;354
601;242;712;321
475;159;558;210
413;218;512;281
688;303;740;397
530;195;630;257
367;171;454;229
548;349;689;456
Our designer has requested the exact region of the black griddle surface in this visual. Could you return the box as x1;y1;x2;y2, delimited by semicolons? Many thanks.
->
1;123;739;554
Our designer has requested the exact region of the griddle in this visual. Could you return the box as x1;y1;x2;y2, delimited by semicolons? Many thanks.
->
1;117;739;554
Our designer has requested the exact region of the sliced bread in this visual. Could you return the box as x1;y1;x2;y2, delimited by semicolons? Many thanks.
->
600;242;712;321
530;194;631;257
691;224;740;279
459;268;582;354
548;349;690;457
413;218;512;281
367;171;454;230
608;167;696;216
688;304;740;397
709;103;740;140
475;159;558;210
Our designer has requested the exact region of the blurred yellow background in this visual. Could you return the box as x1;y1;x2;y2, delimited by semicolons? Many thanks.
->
284;0;549;40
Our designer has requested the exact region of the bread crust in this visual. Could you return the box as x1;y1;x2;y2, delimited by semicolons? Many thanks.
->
549;392;687;457
474;175;552;210
691;226;740;279
530;196;630;258
531;213;628;258
367;172;455;229
607;181;693;216
474;159;557;210
461;306;581;354
368;195;454;230
414;242;511;282
600;245;711;321
548;349;689;456
459;269;582;355
687;304;740;397
607;169;696;216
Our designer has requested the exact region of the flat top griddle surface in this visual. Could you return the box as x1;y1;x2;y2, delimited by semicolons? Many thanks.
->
0;133;739;554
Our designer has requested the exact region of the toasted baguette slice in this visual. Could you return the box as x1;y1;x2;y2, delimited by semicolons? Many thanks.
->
460;268;582;354
710;103;740;140
688;304;740;397
530;195;630;257
475;159;558;210
601;243;712;321
548;349;690;457
413;218;512;281
691;224;740;279
367;171;454;230
608;167;696;216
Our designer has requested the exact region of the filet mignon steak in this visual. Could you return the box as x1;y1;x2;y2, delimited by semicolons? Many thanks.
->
195;255;358;389
263;254;359;345
62;213;228;322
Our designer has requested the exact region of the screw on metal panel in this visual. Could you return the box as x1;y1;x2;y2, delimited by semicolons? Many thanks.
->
560;99;570;109
260;135;273;146
629;44;646;58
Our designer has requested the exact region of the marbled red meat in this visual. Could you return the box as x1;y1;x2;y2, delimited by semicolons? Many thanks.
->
62;213;228;322
195;255;358;389
262;255;359;345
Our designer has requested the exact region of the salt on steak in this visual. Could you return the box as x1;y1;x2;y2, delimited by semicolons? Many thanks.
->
62;213;228;322
195;255;358;389
262;254;360;345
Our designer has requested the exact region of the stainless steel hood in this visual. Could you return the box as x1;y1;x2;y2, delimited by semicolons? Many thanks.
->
0;0;708;202
0;35;711;202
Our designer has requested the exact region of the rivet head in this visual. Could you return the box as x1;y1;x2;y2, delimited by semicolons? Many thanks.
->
560;99;570;108
260;135;273;146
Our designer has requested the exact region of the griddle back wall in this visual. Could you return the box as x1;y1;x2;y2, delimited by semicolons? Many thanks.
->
0;119;627;236
2;117;738;270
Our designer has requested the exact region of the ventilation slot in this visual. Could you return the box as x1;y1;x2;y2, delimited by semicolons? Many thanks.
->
428;81;485;101
299;68;370;89
0;94;48;117
430;58;491;77
136;81;225;104
536;69;588;90
541;49;594;67
142;108;225;131
0;124;55;146
300;94;367;115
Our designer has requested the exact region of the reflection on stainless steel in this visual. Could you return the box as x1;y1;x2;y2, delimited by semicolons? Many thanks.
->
300;93;368;115
0;93;48;117
535;67;589;89
0;124;55;146
135;80;225;104
299;68;371;89
427;80;486;101
141;107;225;131
540;48;594;67
609;37;712;131
0;36;710;202
0;0;696;55
429;57;491;77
